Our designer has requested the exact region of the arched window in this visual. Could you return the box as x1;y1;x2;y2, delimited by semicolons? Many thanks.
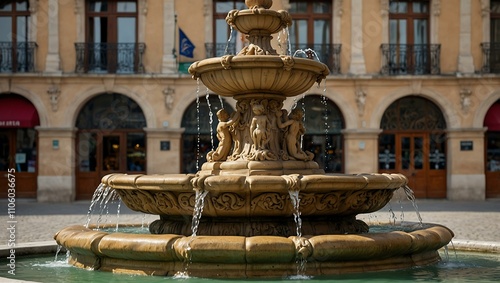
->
181;95;234;173
379;96;447;198
298;95;344;173
75;93;146;199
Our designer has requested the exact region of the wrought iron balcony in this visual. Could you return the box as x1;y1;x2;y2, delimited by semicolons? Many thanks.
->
381;44;440;75
290;44;342;75
75;42;145;74
480;42;500;73
0;42;37;73
205;43;237;57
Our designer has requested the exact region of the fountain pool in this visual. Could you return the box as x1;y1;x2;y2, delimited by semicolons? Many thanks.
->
2;249;499;283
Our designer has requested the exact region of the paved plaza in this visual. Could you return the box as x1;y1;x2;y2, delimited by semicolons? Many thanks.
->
0;197;499;245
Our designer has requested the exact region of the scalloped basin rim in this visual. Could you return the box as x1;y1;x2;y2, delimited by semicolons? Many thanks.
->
102;172;408;191
190;56;329;73
54;222;454;277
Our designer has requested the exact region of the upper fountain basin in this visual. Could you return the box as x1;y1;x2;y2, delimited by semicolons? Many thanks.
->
226;8;292;35
188;55;330;99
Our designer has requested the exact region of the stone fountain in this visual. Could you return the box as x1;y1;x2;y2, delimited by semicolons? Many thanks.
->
55;0;454;278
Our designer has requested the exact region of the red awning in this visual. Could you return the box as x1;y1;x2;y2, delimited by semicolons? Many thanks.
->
0;96;40;128
484;102;500;131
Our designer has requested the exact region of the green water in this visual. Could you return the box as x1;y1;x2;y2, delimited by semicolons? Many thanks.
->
1;251;499;283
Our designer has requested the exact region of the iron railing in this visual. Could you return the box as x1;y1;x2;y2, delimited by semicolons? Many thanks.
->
205;43;237;57
290;43;342;75
75;42;145;74
480;42;500;73
380;44;441;75
0;42;37;73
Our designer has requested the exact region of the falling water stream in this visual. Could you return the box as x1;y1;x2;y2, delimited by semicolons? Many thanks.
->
175;188;210;278
288;189;308;278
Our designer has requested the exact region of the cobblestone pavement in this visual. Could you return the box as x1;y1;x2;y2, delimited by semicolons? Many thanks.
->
0;198;499;244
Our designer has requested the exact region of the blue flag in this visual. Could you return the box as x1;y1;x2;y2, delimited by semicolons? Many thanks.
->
179;28;195;58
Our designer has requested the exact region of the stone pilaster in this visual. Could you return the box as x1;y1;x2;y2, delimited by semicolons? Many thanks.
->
349;0;366;75
144;128;184;174
162;0;177;74
457;0;475;74
36;127;77;202
342;128;382;174
446;128;487;200
45;0;61;73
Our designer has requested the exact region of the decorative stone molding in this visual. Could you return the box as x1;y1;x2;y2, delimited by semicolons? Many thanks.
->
432;0;441;16
163;87;175;111
335;0;343;17
481;0;490;18
29;0;38;13
47;85;60;112
380;0;389;17
102;78;115;93
460;87;472;115
139;0;148;14
410;80;422;94
355;87;366;117
74;0;83;14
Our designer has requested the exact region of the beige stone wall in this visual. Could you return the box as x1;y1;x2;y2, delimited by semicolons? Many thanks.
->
1;0;499;201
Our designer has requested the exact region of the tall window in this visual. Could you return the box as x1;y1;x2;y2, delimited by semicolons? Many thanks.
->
83;0;141;73
210;0;245;57
289;1;333;65
489;1;500;72
0;0;35;72
383;0;437;74
492;1;500;42
389;0;429;46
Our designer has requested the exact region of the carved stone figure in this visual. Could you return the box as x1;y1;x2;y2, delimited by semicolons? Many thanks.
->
276;108;313;161
207;109;240;162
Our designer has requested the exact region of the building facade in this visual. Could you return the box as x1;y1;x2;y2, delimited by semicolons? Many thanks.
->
0;0;499;202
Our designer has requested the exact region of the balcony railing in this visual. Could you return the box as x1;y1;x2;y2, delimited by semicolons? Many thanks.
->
205;43;237;57
75;42;145;74
0;42;37;73
290;44;341;75
381;44;440;75
480;42;500;73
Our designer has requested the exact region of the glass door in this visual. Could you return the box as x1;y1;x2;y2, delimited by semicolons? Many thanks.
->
398;134;427;197
102;134;122;173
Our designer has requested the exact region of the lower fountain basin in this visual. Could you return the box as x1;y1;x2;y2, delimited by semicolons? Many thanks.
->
103;171;407;236
54;223;454;278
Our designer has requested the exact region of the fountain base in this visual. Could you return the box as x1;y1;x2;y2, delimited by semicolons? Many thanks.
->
55;223;454;278
149;215;369;236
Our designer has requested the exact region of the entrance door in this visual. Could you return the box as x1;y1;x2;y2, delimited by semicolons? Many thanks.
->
398;134;427;197
0;129;38;198
76;131;145;199
379;132;446;198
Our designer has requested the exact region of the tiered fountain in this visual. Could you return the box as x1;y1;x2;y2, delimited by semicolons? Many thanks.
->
55;0;453;278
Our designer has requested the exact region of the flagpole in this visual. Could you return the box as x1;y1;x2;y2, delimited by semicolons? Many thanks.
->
173;13;178;72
